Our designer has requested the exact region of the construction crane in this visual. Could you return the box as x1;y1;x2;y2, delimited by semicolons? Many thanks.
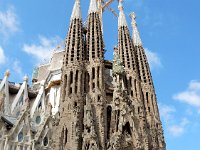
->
97;0;117;35
96;0;118;49
100;0;118;17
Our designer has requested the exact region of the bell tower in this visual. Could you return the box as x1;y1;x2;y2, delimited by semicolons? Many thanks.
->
85;0;106;148
52;0;85;149
130;12;166;149
52;0;166;150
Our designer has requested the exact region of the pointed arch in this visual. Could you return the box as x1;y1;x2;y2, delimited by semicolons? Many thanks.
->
123;122;132;136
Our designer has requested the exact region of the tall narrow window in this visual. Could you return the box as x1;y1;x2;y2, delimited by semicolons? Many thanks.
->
65;128;68;144
142;92;146;111
75;70;78;94
75;86;77;94
151;94;155;113
84;72;87;93
138;107;140;114
107;106;112;139
69;88;72;94
116;110;120;132
92;68;95;79
75;70;78;82
131;90;133;97
88;73;90;92
92;83;95;90
70;71;73;84
97;67;100;88
129;77;132;87
124;76;128;89
80;73;83;93
146;92;149;103
63;75;67;98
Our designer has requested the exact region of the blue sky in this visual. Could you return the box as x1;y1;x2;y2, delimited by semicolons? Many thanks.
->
0;0;200;149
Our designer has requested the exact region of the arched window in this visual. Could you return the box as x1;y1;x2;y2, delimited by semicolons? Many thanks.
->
18;131;23;142
36;115;41;124
122;122;132;136
43;136;49;147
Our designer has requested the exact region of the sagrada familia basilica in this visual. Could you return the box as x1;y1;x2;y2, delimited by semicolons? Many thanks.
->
0;0;166;149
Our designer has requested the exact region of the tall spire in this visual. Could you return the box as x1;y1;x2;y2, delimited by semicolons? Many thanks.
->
117;0;136;70
130;12;152;85
0;70;10;115
88;0;98;14
71;0;82;21
129;12;166;149
86;0;104;61
64;0;85;65
118;0;128;27
130;12;142;46
53;1;86;149
85;1;106;148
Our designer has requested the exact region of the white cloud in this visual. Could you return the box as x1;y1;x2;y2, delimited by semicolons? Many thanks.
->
22;36;62;64
13;60;23;78
159;104;189;137
188;81;200;91
168;118;189;137
173;80;200;108
159;104;176;132
180;118;190;126
0;6;19;38
168;125;184;137
159;103;175;123
0;46;6;64
145;48;162;69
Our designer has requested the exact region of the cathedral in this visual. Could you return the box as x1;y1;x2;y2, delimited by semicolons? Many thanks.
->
0;0;166;150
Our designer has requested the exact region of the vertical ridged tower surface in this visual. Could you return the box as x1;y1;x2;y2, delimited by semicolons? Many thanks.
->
52;0;85;149
107;1;150;149
130;12;166;149
85;0;106;149
52;0;166;149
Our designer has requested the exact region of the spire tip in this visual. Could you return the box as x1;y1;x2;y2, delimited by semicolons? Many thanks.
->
118;0;124;11
88;0;98;14
4;70;10;77
23;75;28;82
70;0;82;21
129;12;136;20
118;0;128;27
130;12;142;46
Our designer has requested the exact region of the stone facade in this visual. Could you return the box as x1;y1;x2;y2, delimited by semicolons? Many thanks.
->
52;0;166;150
0;0;166;150
0;50;64;150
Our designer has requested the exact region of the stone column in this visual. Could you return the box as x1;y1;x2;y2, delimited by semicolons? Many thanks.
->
4;137;8;150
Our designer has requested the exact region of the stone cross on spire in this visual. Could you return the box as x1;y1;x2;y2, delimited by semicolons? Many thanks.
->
118;0;128;27
130;12;142;46
70;0;82;21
